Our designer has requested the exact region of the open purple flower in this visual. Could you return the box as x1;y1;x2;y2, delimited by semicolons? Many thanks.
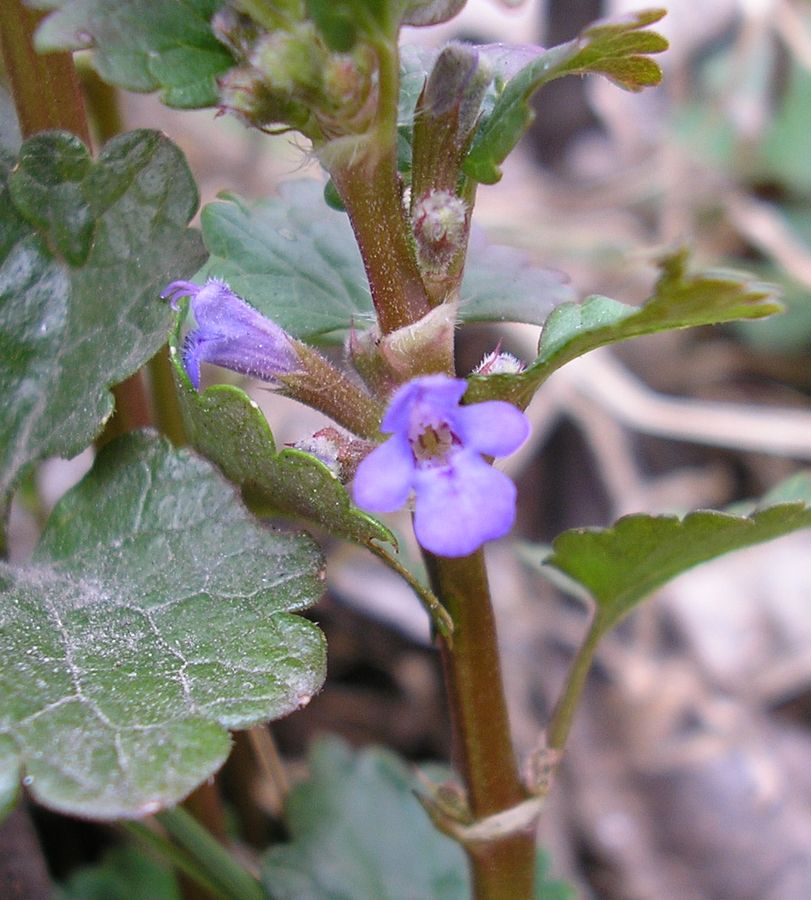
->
162;278;300;389
353;374;529;557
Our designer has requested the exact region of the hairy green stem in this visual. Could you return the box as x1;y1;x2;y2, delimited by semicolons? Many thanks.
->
326;38;431;336
155;807;265;900
424;551;537;899
547;610;604;751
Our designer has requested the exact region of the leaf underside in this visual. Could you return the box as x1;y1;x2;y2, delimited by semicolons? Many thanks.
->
463;9;668;184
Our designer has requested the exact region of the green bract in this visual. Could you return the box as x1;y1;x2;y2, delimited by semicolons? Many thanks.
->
0;433;326;820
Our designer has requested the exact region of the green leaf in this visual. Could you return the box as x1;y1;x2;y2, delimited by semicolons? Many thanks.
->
199;181;374;344
464;9;668;184
465;249;782;407
262;736;572;899
546;473;811;630
0;735;19;821
263;736;468;899
199;180;574;342
55;845;179;900
33;0;234;109
305;0;389;52
0;432;326;819
0;130;206;503
459;231;576;325
170;313;393;547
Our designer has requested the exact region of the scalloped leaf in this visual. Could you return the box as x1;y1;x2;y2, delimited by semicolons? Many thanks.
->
545;474;811;630
262;736;574;900
32;0;233;109
199;180;576;342
463;9;668;184
465;249;782;407
169;313;393;547
0;432;326;820
0;130;206;504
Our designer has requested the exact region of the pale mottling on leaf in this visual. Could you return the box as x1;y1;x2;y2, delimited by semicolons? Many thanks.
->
0;433;326;819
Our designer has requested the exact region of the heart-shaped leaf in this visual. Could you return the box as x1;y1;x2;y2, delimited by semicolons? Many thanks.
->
466;249;781;406
169;314;393;548
0;130;206;503
463;9;668;184
0;432;326;820
262;736;574;899
545;473;811;631
32;0;234;109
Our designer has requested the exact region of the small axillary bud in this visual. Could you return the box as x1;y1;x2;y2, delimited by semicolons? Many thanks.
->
412;189;468;272
250;27;323;96
293;427;374;482
474;349;526;376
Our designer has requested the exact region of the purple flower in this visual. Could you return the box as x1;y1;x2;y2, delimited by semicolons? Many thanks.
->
353;374;529;557
162;278;300;389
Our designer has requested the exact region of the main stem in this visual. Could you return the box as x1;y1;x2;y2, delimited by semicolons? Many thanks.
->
424;551;537;900
0;1;90;144
326;40;431;335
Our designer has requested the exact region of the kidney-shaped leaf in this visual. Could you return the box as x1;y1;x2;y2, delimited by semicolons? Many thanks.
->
169;316;393;548
0;130;206;502
33;0;233;109
546;474;811;631
0;432;326;820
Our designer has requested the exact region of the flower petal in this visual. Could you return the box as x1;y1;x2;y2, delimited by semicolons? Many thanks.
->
353;433;415;513
454;401;529;457
382;374;467;433
412;451;517;556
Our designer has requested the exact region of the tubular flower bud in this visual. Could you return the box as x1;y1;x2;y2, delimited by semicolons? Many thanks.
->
162;279;300;390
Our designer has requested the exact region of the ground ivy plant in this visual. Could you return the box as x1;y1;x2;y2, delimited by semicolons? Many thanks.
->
1;2;809;898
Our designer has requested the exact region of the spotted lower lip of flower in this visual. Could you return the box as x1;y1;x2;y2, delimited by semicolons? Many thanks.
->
162;278;300;390
352;374;530;557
